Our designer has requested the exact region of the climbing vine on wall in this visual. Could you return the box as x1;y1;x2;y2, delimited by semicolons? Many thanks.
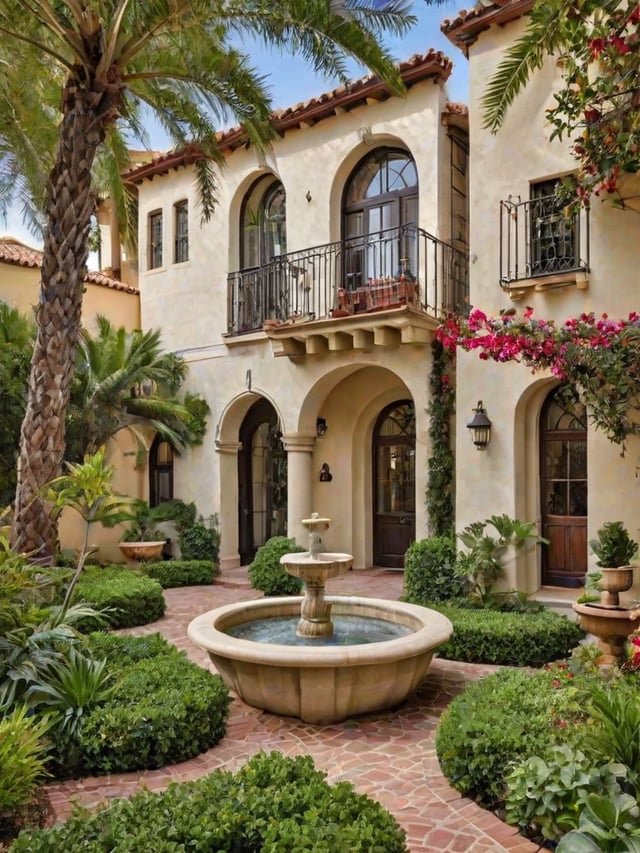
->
426;340;455;536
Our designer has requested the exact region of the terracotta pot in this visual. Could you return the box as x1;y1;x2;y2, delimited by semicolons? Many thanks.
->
119;541;165;562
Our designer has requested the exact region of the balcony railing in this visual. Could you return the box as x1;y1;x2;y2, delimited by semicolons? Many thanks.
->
500;194;590;288
227;224;469;335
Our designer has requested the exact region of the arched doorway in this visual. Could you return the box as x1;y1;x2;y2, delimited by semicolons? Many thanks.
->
238;399;287;564
373;400;416;568
540;385;588;587
149;436;173;507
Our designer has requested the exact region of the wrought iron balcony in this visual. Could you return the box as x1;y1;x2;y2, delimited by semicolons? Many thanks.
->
227;224;469;336
500;194;590;288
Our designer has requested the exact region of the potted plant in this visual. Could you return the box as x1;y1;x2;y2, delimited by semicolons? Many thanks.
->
589;521;638;606
118;499;168;562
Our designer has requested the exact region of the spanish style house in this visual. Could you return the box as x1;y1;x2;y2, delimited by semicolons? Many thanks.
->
444;2;640;605
126;50;469;570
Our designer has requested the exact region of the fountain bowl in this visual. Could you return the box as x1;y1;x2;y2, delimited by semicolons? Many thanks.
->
572;601;640;664
188;595;453;724
280;551;353;584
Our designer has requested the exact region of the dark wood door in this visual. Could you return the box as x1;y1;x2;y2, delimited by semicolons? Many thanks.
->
540;385;588;587
373;401;415;568
238;399;287;565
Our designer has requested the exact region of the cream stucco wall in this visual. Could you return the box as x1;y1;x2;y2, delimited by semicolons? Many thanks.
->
457;16;640;596
136;76;459;569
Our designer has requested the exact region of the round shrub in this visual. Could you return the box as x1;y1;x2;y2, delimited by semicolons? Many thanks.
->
11;751;407;852
248;536;305;596
48;634;230;778
75;566;165;629
435;667;590;809
403;536;464;603
140;559;217;588
428;603;584;666
179;523;220;562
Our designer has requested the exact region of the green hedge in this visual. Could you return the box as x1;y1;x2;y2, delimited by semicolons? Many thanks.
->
403;536;463;603
75;566;165;629
11;752;408;852
248;536;305;596
435;667;590;809
140;559;218;588
427;603;584;667
48;633;230;778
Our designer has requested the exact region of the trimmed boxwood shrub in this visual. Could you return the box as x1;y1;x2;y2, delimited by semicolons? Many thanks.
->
179;523;220;562
427;603;584;667
248;536;306;596
435;667;591;809
47;633;230;778
11;751;408;852
75;565;165;629
404;536;463;603
140;559;218;588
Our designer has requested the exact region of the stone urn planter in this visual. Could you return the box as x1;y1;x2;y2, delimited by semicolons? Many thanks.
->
119;541;165;562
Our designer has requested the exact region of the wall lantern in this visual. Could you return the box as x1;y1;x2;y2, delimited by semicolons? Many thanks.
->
316;418;328;437
466;401;492;450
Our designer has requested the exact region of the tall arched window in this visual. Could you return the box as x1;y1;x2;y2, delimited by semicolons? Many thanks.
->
241;178;287;270
149;436;174;507
343;149;418;289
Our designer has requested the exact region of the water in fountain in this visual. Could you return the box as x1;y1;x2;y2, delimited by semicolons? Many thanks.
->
228;614;412;646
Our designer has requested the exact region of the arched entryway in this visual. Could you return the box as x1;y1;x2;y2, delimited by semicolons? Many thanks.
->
540;384;588;587
372;400;416;568
238;398;287;564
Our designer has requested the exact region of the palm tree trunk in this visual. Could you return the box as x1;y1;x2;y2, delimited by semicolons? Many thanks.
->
11;77;106;560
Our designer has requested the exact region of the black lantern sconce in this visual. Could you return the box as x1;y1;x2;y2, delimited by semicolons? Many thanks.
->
316;418;328;437
467;401;492;450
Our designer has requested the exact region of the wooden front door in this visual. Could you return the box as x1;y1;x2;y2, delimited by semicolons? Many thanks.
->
540;385;588;587
373;401;416;568
238;399;287;565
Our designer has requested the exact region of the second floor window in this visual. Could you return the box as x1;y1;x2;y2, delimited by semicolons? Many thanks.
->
529;179;577;276
174;200;189;263
149;211;163;269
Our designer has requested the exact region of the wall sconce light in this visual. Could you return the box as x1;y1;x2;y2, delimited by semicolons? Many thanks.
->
319;463;333;482
305;189;312;203
316;418;328;437
467;401;492;450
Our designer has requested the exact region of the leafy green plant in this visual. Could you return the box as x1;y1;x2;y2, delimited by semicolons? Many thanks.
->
26;648;114;741
428;602;584;666
505;745;628;843
426;339;455;535
118;499;165;542
456;514;547;606
586;681;640;790
0;706;50;842
435;667;593;808
178;522;220;562
248;536;306;596
75;566;165;629
556;792;640;853
140;559;217;588
403;536;463;603
10;751;408;852
589;521;638;568
45;448;132;610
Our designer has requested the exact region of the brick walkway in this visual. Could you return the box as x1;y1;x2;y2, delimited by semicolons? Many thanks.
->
45;567;538;853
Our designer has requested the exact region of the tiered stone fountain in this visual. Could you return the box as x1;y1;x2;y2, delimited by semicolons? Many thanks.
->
189;514;452;723
573;566;640;664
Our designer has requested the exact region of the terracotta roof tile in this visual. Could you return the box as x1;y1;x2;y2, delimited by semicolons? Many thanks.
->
0;237;138;294
125;49;455;183
442;0;534;55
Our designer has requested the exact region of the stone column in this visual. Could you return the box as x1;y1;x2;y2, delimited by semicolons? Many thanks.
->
215;440;242;569
281;432;316;546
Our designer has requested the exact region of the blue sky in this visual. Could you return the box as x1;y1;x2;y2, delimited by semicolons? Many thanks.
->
1;1;467;250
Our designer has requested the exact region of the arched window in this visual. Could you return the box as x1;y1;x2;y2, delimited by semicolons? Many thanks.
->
343;149;418;289
241;178;287;270
149;436;174;507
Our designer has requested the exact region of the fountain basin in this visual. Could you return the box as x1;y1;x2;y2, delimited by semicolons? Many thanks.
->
188;596;452;724
573;601;640;664
281;551;353;584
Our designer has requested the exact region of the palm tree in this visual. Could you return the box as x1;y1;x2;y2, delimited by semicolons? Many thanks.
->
0;1;414;559
66;316;208;462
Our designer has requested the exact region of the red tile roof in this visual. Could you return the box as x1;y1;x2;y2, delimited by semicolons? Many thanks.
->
125;49;454;184
0;237;138;294
442;0;534;56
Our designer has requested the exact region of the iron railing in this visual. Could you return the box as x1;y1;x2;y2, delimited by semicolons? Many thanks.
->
500;194;589;288
227;224;469;335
